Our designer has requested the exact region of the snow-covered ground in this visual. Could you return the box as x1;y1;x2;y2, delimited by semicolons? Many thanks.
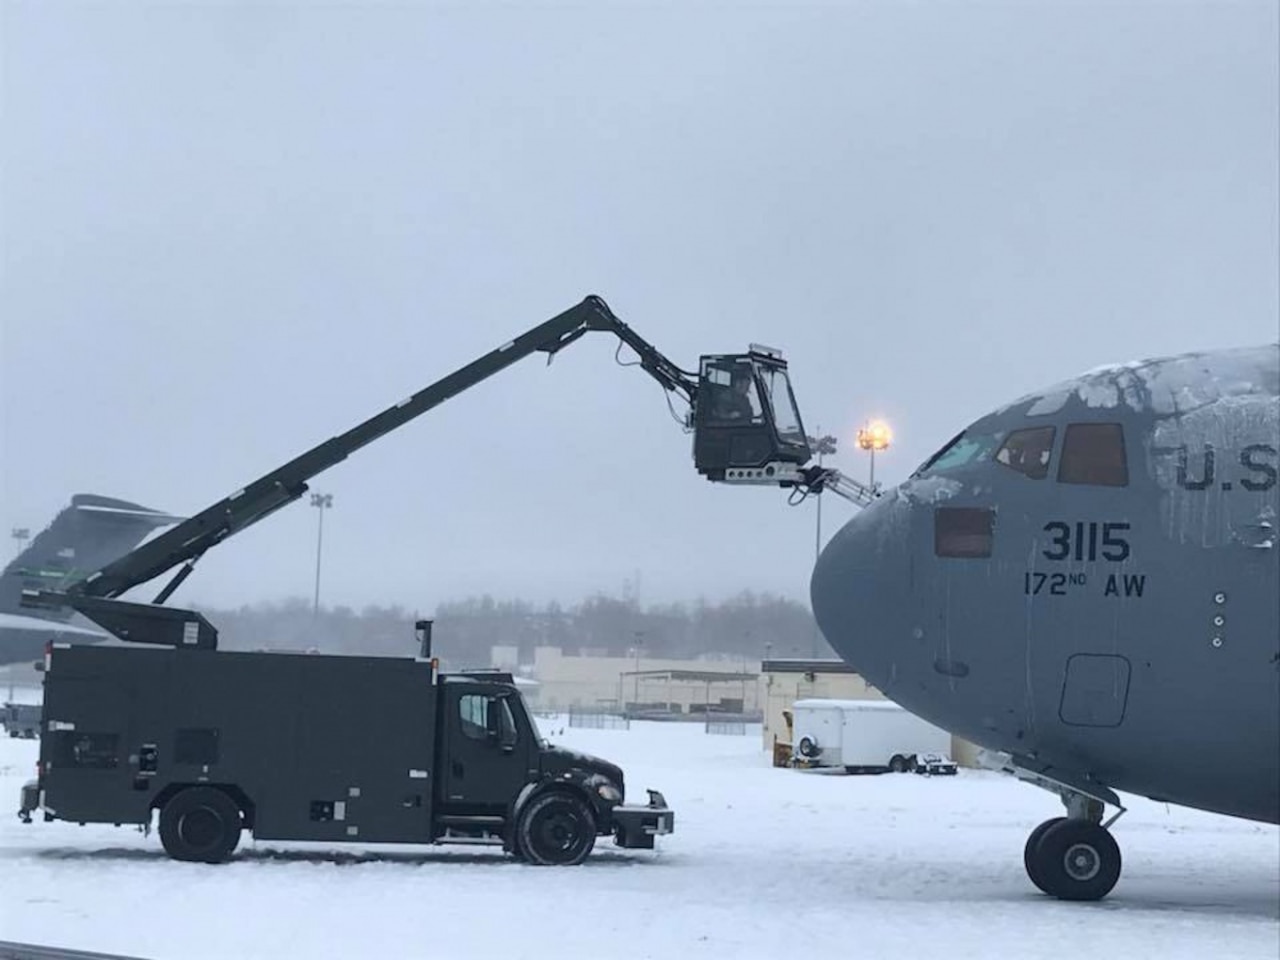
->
1;715;1277;960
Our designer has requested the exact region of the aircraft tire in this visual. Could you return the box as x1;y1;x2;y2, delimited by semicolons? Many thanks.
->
1023;817;1066;893
158;786;244;863
1031;819;1122;901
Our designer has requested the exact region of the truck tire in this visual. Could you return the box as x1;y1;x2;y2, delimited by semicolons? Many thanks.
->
516;792;596;866
158;787;243;863
889;754;911;773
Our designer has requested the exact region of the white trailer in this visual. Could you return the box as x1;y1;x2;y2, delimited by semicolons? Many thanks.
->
791;698;951;772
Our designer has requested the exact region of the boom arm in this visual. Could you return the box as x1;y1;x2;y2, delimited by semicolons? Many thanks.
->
23;293;871;649
798;465;879;508
51;296;695;607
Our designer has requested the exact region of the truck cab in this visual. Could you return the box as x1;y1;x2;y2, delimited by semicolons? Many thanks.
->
436;673;669;861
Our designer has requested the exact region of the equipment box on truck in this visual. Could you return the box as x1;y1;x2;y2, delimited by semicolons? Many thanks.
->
791;698;952;773
21;625;671;864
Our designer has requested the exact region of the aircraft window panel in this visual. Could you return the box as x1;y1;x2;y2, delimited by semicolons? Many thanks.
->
917;432;1001;476
1058;423;1128;487
995;427;1056;480
935;507;995;558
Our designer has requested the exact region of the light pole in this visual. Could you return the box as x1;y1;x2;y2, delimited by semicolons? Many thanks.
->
11;527;30;560
807;430;837;659
309;493;333;618
856;420;892;490
631;631;644;707
809;428;838;563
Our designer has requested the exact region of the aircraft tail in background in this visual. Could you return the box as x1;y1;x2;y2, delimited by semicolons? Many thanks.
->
1;494;181;665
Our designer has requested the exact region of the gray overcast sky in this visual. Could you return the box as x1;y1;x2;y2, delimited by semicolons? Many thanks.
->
2;1;1277;614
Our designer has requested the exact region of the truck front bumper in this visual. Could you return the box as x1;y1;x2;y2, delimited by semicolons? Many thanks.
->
18;779;39;824
611;789;674;849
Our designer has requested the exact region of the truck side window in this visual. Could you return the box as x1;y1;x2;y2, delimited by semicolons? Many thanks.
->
459;694;488;741
1058;423;1128;486
994;426;1055;480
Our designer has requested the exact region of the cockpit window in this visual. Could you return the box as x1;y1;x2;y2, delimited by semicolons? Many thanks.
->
1058;423;1128;487
915;432;1001;477
995;426;1056;480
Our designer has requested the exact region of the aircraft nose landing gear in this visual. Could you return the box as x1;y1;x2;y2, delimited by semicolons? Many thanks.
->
989;755;1128;901
1025;817;1122;901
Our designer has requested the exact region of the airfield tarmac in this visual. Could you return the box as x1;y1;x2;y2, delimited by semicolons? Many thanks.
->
1;713;1277;960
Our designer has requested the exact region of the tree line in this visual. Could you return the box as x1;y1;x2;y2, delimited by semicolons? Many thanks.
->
193;590;836;667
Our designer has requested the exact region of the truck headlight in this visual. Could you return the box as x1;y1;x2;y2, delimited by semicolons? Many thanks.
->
596;783;622;803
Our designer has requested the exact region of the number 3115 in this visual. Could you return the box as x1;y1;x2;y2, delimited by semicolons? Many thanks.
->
1042;521;1130;562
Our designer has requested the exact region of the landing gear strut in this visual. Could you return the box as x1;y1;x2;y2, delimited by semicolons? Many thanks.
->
990;756;1126;901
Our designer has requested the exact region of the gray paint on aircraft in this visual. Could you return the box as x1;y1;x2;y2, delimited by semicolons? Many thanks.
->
811;343;1279;829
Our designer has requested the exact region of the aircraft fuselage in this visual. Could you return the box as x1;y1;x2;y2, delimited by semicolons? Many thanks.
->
812;344;1279;826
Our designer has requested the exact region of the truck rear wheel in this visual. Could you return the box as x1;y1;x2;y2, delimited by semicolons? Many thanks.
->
517;792;596;866
158;787;243;863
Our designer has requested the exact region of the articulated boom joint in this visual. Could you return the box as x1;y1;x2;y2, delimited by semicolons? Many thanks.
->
799;466;880;508
716;462;879;508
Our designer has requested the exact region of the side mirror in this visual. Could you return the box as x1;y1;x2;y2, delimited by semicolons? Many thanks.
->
487;697;517;753
499;712;517;753
485;697;502;742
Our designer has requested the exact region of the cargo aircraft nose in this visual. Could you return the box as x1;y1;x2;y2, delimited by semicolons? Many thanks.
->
809;490;916;694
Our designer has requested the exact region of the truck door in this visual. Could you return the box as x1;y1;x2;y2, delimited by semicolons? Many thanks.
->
440;685;533;816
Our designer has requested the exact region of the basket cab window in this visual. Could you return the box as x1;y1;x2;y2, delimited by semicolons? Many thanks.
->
701;359;763;424
757;365;806;444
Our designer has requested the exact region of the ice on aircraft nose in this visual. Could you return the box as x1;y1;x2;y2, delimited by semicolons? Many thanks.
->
998;344;1276;418
897;476;962;504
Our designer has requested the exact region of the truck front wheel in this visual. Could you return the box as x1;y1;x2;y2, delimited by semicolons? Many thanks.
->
517;792;596;866
158;787;243;863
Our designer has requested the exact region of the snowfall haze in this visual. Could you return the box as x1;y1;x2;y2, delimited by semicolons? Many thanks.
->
2;1;1276;614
